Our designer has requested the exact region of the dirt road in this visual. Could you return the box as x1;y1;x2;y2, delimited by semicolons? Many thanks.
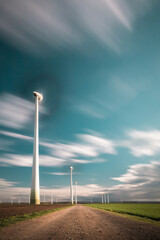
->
1;205;160;240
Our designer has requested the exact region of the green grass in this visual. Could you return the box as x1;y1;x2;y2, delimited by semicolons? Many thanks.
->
86;203;160;222
0;206;72;228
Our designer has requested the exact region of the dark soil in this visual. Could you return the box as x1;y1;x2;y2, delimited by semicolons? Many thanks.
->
0;203;71;219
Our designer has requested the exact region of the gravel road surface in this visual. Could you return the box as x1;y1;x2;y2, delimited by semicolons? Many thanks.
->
1;205;160;240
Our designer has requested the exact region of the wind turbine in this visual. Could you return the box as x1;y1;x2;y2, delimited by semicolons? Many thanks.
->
30;91;43;204
107;193;110;204
102;194;104;203
51;187;54;204
70;166;73;204
74;182;77;204
121;193;123;203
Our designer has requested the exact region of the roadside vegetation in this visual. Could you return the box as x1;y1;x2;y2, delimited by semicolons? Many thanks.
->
87;203;160;223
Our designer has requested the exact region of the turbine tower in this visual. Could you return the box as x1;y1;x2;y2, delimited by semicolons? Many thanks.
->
70;166;73;204
30;91;43;204
75;182;77;204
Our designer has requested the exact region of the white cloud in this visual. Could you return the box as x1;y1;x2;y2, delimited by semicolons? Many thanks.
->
0;0;152;54
122;130;160;157
3;128;160;161
112;162;154;184
0;154;66;167
0;93;45;129
0;130;33;141
0;93;34;129
71;159;91;164
0;130;114;166
0;178;18;188
79;133;116;154
0;93;46;129
41;132;116;163
0;154;106;168
40;156;66;167
0;154;32;167
72;158;106;164
110;161;160;201
49;172;70;176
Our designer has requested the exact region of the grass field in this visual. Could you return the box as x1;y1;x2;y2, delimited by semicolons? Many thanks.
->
87;203;160;221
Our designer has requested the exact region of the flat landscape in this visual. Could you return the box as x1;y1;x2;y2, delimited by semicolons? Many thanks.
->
1;204;160;240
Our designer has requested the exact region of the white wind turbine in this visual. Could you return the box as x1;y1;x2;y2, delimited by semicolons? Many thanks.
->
30;91;43;204
70;166;73;204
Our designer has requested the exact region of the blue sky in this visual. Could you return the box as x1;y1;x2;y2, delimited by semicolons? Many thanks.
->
0;0;160;202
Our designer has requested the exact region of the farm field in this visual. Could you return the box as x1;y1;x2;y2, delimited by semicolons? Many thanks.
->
87;203;160;221
0;203;72;227
0;203;72;218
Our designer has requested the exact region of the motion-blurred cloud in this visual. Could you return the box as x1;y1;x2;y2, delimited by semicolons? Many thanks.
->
0;0;152;54
0;93;45;129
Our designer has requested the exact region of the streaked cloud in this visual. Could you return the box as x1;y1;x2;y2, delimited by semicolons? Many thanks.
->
78;133;116;154
0;154;65;167
72;158;106;164
0;130;114;167
110;160;160;201
122;130;160;157
0;130;33;141
0;93;45;129
40;155;66;167
3;128;160;160
49;172;70;176
41;132;116;163
0;178;17;188
0;0;152;54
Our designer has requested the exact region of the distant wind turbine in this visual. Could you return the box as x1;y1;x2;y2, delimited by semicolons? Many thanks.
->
70;166;73;204
102;194;104;203
107;193;110;204
75;182;77;204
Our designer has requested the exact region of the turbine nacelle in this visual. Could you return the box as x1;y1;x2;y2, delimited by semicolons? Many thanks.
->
33;91;43;102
